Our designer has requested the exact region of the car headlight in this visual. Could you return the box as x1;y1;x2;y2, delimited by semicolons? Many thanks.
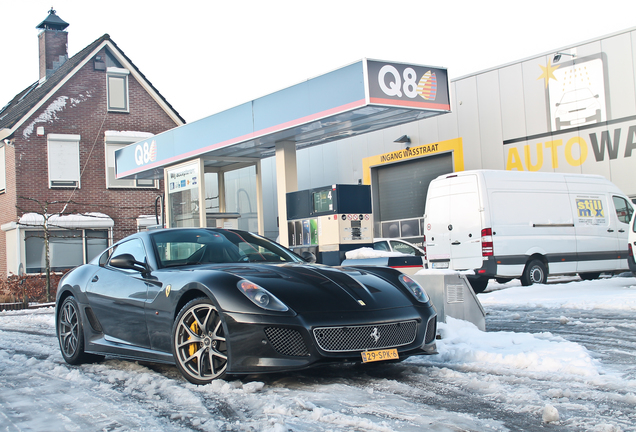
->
237;280;289;312
398;274;430;303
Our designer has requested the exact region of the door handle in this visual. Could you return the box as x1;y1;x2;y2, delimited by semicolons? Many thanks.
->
607;229;614;232
451;241;461;245
618;229;625;233
91;276;99;282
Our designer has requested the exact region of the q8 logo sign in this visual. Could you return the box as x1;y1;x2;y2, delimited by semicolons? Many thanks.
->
366;60;450;111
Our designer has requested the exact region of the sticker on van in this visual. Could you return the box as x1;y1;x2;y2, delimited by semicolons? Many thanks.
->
576;198;606;225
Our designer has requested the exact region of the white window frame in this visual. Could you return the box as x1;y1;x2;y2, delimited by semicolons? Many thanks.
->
47;134;81;188
107;67;130;113
24;228;111;274
104;132;157;189
0;144;6;193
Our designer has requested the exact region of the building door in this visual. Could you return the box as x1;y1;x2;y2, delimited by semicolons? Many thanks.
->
372;152;453;246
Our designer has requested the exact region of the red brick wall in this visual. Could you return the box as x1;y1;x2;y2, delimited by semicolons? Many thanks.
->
0;46;180;277
39;30;68;80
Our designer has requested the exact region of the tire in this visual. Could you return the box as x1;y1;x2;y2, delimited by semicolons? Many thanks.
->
495;278;512;284
579;272;600;281
520;260;547;286
173;298;228;385
467;277;489;294
57;296;91;365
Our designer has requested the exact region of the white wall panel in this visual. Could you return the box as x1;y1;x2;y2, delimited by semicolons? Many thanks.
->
499;64;527;141
417;117;440;145
476;70;504;169
308;146;325;186
455;76;482;170
602;33;636;120
522;57;549;136
336;136;358;184
296;148;311;190
435;82;459;142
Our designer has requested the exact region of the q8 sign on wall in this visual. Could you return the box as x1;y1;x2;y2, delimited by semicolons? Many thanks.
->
366;60;450;111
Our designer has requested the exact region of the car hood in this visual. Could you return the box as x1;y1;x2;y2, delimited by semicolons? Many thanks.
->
209;263;412;313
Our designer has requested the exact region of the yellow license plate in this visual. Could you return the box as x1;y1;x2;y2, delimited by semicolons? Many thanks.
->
361;348;399;363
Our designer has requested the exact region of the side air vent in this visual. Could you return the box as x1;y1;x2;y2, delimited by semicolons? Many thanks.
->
84;307;103;333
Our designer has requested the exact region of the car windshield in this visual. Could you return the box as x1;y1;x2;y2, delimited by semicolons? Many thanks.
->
151;229;302;268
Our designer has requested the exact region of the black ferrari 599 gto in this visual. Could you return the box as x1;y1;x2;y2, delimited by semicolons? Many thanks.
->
55;228;437;384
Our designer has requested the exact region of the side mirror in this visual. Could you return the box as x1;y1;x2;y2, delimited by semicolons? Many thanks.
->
301;251;317;264
110;253;148;273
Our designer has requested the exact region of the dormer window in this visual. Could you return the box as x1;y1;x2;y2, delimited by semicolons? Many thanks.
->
107;67;129;112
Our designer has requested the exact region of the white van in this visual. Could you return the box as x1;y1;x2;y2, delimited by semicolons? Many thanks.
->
424;170;634;293
629;211;636;276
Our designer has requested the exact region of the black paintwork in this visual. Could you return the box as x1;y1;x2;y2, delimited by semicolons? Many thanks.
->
55;228;437;376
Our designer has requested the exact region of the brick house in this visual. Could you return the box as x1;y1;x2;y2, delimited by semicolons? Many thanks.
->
0;9;184;277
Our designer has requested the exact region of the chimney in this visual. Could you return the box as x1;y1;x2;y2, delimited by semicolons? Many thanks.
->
36;8;69;81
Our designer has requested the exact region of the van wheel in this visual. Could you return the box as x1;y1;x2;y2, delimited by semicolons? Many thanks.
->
579;272;600;281
521;260;547;286
467;277;489;294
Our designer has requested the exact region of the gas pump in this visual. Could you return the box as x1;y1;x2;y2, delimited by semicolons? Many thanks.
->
286;184;373;265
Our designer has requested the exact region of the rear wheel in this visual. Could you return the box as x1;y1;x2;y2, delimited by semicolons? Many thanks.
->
521;260;547;286
58;296;91;364
467;277;489;294
173;298;228;385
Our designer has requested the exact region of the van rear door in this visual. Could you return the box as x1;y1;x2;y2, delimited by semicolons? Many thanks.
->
425;174;483;270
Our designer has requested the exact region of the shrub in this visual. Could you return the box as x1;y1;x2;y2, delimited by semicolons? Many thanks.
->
0;273;67;303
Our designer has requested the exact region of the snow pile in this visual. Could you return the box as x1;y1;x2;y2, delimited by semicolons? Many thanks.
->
542;404;560;423
480;276;636;311
344;247;404;259
433;316;601;377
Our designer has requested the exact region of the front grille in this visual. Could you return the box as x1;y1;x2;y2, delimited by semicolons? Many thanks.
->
264;327;310;357
313;320;417;352
425;317;437;344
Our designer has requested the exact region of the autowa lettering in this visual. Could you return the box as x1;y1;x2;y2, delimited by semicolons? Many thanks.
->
380;144;439;163
505;122;636;171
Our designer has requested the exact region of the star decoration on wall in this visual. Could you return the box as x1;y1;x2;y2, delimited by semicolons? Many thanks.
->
538;60;560;88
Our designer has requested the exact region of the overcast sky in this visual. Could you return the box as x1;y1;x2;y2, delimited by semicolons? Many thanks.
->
1;0;634;123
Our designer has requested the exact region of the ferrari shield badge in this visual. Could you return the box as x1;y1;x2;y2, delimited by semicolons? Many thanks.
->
166;285;172;297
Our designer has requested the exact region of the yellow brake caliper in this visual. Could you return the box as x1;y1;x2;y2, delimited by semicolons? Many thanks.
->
189;321;200;362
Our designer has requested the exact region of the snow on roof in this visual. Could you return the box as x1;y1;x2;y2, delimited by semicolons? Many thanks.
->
19;212;113;229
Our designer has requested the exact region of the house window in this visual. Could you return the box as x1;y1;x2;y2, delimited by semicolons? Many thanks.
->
24;229;109;273
105;132;157;188
107;67;129;112
0;144;6;193
47;134;80;188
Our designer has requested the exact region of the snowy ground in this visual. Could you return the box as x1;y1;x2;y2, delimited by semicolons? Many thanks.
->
1;275;635;431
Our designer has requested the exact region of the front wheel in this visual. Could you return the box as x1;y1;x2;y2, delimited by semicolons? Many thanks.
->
57;296;91;364
173;298;228;385
520;260;547;286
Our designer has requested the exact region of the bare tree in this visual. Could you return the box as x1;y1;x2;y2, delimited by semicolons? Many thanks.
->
15;197;77;302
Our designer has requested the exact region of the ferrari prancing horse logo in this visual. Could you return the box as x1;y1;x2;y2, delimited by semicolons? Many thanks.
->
165;285;171;297
370;327;380;343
